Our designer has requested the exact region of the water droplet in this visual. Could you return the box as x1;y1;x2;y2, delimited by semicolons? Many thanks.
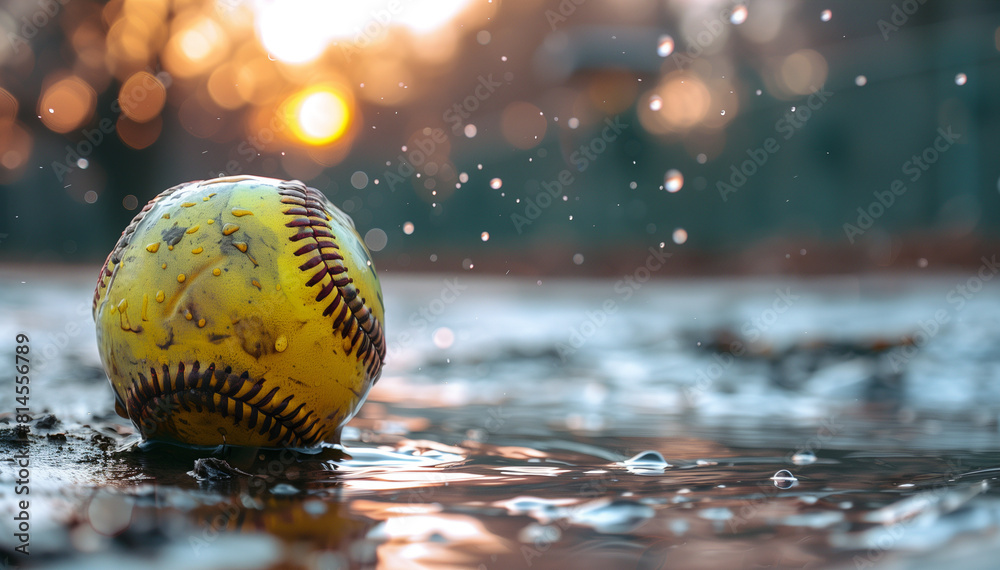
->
771;469;798;489
459;172;469;183
672;228;688;245
629;181;637;190
649;95;663;111
656;34;674;57
917;257;928;268
955;73;968;86
84;190;98;204
518;523;560;544
490;178;502;189
567;117;580;129
755;89;762;95
720;109;726;116
570;499;655;533
432;327;454;349
730;4;748;25
350;171;369;189
820;9;832;22
855;75;868;86
664;169;684;192
698;507;733;521
403;221;414;235
364;228;387;252
464;124;477;138
623;450;670;471
480;231;490;242
791;451;816;465
77;158;89;169
462;258;474;270
696;153;707;164
572;253;584;265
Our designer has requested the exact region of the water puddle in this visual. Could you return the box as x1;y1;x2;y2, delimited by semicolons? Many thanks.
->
3;272;1000;569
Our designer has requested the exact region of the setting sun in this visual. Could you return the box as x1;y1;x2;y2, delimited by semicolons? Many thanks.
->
285;86;351;146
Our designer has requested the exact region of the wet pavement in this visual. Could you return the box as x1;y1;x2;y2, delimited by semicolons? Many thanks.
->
3;265;1000;569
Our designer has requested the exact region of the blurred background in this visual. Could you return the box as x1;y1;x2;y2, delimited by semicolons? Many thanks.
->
7;4;1000;568
1;0;999;275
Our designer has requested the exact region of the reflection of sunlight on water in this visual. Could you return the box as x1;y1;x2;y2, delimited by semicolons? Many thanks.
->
8;272;1000;568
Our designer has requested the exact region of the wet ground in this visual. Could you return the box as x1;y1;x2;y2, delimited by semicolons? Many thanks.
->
3;265;1000;569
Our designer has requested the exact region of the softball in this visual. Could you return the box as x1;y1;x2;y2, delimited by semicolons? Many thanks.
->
92;175;386;448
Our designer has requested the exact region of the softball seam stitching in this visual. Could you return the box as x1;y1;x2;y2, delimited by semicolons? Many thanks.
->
276;181;386;378
127;360;323;447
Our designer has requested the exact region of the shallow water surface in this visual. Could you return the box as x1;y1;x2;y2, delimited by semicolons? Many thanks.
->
2;268;1000;569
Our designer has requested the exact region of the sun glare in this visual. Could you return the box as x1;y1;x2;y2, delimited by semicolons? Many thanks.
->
253;0;477;64
285;87;351;145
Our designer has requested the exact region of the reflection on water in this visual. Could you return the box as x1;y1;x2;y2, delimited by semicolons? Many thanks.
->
3;271;1000;569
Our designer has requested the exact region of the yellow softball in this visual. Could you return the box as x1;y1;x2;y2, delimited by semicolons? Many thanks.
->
92;175;386;448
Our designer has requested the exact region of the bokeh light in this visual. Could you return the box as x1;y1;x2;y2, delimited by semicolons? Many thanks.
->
284;86;352;146
500;102;547;150
163;15;228;78
118;71;167;123
38;76;97;134
775;49;829;97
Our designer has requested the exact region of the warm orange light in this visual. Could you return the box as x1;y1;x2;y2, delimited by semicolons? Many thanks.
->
38;76;97;134
253;0;479;64
118;71;166;123
778;49;829;96
163;16;228;78
0;88;18;122
117;115;162;149
0;121;33;178
500;101;547;150
284;86;351;146
207;64;244;110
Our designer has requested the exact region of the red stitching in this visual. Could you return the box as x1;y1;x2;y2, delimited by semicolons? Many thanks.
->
277;181;386;378
128;360;322;446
